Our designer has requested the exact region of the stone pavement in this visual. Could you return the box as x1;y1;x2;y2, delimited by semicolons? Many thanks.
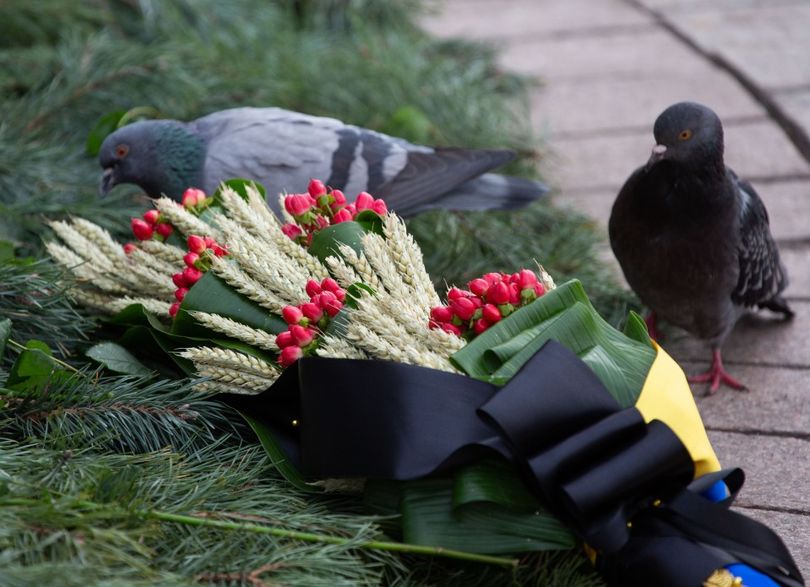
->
423;0;810;574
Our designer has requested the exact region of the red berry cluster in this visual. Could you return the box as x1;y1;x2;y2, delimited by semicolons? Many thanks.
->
124;188;212;254
130;209;173;242
281;179;388;246
275;277;347;367
169;234;228;317
429;270;546;338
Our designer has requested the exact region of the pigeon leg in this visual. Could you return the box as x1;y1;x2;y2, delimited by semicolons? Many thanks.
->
644;311;661;341
687;348;747;394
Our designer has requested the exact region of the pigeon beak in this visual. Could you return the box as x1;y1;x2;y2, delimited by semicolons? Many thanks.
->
645;144;667;171
100;167;116;197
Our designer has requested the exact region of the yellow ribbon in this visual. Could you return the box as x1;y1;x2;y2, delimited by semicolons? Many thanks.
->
635;342;721;478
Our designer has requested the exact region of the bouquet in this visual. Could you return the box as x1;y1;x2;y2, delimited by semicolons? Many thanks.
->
48;180;803;586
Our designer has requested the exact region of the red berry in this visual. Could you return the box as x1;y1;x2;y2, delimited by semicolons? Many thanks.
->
487;282;510;305
321;278;340;292
332;209;353;224
123;243;137;255
468;278;489;297
355;191;374;211
282;305;304;325
290;325;316;347
307;179;327;197
440;322;462;336
305;280;322;298
182;266;203;285
473;319;489;335
482;304;502;324
155;223;173;237
430;306;453;323
181;188;206;208
333;288;346;302
187;235;206;254
281;223;303;239
131;218;154;241
285;193;315;216
508;283;521;305
450;297;477;321
330;189;347;209
534;283;545;296
317;291;342;317
371;199;388;215
300;302;324;322
275;331;295;348
517;269;538;288
211;245;228;257
204;236;217;248
143;209;160;225
169;302;181;317
483;272;502;285
279;345;303;367
175;287;188;302
447;287;468;301
172;273;187;288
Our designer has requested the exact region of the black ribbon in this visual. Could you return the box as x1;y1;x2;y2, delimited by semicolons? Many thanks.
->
227;340;803;586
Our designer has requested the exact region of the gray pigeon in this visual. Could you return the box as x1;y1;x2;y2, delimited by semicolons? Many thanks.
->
98;107;547;217
609;102;792;394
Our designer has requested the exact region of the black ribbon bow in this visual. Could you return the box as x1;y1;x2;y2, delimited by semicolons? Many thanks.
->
227;340;803;586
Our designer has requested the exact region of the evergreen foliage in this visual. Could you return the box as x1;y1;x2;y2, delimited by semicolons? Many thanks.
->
0;0;626;584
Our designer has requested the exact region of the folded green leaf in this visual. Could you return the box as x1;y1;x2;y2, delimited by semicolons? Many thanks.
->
400;478;575;554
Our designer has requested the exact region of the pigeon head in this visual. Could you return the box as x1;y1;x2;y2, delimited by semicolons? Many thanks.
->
99;119;206;200
646;102;724;172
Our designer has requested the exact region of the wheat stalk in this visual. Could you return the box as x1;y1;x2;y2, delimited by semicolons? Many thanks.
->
179;346;278;380
190;312;278;351
154;197;220;239
211;257;287;313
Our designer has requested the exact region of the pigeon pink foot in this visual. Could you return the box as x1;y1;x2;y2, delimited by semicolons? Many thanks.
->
687;349;746;394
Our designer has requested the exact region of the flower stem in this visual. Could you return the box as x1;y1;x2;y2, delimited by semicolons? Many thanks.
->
1;497;518;567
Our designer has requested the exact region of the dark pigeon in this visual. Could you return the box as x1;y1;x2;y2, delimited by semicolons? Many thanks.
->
609;102;792;394
98;107;547;217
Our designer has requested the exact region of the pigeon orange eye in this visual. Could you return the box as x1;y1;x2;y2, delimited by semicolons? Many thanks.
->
115;144;129;158
678;129;692;141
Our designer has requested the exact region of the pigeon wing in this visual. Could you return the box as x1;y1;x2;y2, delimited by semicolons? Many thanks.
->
192;107;346;200
375;148;516;216
730;171;788;307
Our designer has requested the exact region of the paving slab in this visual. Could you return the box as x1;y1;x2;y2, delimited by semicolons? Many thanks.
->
738;507;810;576
683;361;810;434
501;27;705;82
664;301;810;368
774;89;810;139
757;180;810;242
642;0;807;10
530;76;764;137
421;0;653;41
707;431;810;513
547;120;809;193
655;3;810;89
780;247;810;297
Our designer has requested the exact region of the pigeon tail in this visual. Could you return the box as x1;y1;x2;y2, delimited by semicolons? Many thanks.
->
403;173;549;215
757;294;794;319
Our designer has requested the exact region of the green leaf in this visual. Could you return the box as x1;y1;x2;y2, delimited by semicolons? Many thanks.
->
6;339;62;391
0;319;10;359
308;221;367;263
354;209;385;235
452;460;537;511
173;271;285;338
451;280;656;408
623;311;653;347
399;478;575;554
213;178;267;204
86;110;125;155
236;411;319;493
86;342;153;376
